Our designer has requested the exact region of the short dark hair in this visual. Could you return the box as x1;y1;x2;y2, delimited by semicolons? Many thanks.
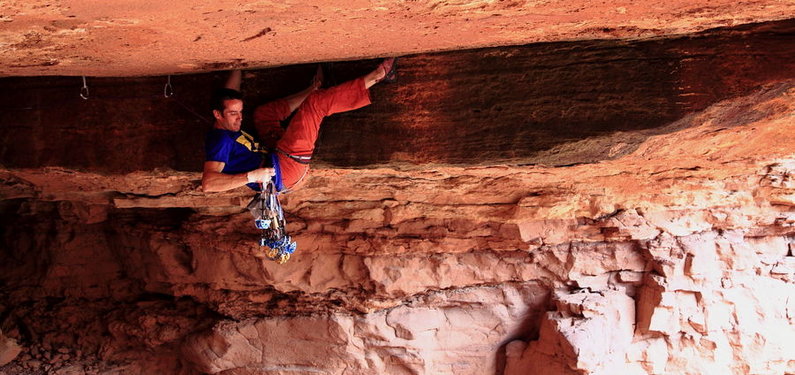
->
210;88;243;113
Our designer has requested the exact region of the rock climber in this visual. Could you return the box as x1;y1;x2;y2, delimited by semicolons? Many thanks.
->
201;58;397;193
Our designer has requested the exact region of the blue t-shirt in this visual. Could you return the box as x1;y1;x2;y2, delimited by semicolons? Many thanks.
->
205;128;273;190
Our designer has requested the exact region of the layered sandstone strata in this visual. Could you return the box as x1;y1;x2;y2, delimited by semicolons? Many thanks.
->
2;22;795;375
2;0;795;77
1;80;794;374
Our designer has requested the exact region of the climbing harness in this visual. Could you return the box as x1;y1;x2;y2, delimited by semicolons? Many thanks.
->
276;148;311;164
246;180;296;264
269;149;310;195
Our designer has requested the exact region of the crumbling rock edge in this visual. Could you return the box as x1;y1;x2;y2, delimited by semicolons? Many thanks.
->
3;1;795;77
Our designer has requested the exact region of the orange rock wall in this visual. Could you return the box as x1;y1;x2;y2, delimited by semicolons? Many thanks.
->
2;21;795;375
2;20;795;172
3;0;795;77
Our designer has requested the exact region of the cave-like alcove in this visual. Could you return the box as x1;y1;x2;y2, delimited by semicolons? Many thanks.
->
2;8;795;375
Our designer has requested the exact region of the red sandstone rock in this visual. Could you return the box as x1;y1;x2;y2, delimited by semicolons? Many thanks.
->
3;33;795;375
182;283;548;374
0;331;21;367
505;290;638;374
2;0;795;77
1;78;793;374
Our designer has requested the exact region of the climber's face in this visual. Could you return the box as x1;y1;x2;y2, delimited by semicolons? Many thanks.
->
213;99;243;132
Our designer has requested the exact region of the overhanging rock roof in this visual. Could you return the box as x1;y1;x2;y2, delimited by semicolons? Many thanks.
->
2;0;795;77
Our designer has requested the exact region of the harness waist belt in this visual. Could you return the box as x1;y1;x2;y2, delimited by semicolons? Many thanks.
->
276;148;312;165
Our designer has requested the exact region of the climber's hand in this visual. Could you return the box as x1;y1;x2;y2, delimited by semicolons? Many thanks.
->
246;168;275;183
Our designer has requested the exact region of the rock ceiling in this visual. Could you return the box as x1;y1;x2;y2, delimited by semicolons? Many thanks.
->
2;0;795;77
2;2;795;375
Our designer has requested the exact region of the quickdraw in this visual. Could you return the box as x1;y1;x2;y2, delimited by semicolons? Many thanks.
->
246;180;296;264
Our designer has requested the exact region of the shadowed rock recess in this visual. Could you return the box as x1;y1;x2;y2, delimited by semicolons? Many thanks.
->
2;20;795;375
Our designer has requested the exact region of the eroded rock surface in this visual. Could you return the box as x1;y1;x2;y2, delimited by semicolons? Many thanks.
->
2;25;795;375
0;330;22;367
2;0;795;77
2;20;795;172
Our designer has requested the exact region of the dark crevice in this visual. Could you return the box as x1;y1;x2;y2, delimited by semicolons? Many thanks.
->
1;19;794;172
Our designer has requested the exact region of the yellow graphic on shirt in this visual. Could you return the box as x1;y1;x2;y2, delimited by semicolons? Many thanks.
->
236;130;268;154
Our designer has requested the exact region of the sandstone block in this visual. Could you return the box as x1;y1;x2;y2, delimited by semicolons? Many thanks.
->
603;208;661;240
0;331;21;367
715;231;758;271
504;340;527;361
748;236;789;265
648;306;678;334
385;307;445;340
704;299;733;333
642;338;669;374
643;210;713;237
771;256;795;277
617;270;644;284
683;248;722;281
182;284;547;374
508;290;635;374
517;218;582;245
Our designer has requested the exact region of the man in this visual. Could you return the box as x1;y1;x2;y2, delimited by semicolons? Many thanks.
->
202;58;396;193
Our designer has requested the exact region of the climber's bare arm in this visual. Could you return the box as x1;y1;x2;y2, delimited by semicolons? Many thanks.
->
201;161;247;192
226;67;321;113
282;66;323;112
225;70;242;91
201;161;274;192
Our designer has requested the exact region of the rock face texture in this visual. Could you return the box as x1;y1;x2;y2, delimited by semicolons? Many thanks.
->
4;20;795;172
2;0;795;77
2;19;795;375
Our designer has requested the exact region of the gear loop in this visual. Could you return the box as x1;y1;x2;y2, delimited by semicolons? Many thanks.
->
79;76;89;100
164;75;174;98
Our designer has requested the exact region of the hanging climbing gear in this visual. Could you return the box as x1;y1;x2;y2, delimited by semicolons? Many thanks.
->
80;76;89;100
246;180;296;264
164;75;174;98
